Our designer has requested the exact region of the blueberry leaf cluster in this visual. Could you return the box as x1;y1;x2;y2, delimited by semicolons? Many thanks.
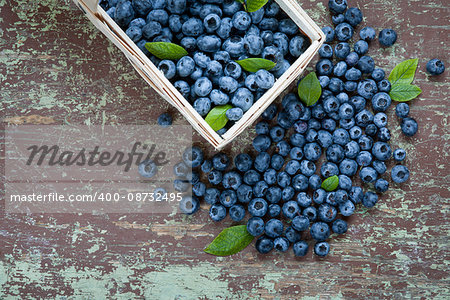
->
204;225;254;256
145;42;188;60
321;175;339;192
297;72;322;106
388;59;421;102
236;58;277;73
205;104;233;131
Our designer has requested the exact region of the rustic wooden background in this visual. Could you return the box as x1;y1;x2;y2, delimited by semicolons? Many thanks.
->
1;0;449;298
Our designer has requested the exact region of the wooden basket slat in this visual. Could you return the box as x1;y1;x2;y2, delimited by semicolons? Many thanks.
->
73;0;325;150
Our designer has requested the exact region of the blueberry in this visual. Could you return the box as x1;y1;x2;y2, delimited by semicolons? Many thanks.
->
282;200;300;219
173;161;188;178
273;32;290;56
332;14;345;25
180;37;197;52
391;165;410;184
209;203;227;221
332;219;348;234
372;92;392;112
179;195;199;215
255;121;270;135
359;26;376;41
183;146;204;168
344;140;360;158
373;160;387;175
166;0;185;14
157;112;172;127
316;59;334;76
176;56;195;78
244;170;260;186
223;0;241;16
318;203;337;223
357;79;377;100
125;26;142;42
138;159;158;178
339;200;355;216
250;8;265;24
205;60;223;79
262;46;284;70
313;189;326;205
358;134;374;150
354;40;369;56
322;26;335;43
253;180;269;198
362;192;378;208
344;7;362;27
310;222;330;241
214;51;230;66
193;98;211;116
375;178;389;193
219;189;237;208
131;0;152;16
192;181;206;197
335;23;353;41
377;79;391;93
359;166;378;183
304;142;322;161
339;158;358;176
379;29;397;47
197;35;222;52
236;184;253;203
322;117;337;131
290;146;304;160
309;174;322;190
275;141;291;157
349;186;363;204
253;135;271;153
146;9;168;25
401;117;418;136
212;152;229;171
255;152;271;173
373;112;388;128
335;42;350;59
232;88;254;111
273;237;290;252
392;148;406;162
216;17;233;39
106;6;116;18
262;103;278;120
282;186;295;202
270;154;284;171
317;130;333;148
278;18;299;35
377;127;391;142
210;89;229;105
248;198;268;217
192;77;212;97
319;76;330;88
114;1;135;27
328;77;344;94
219;76;239;94
182;18;204;37
266;186;282;203
255;70;275;90
264;219;284;238
356;151;373;166
293;241;309;257
340;118;355;130
255;236;274;254
321;162;340;178
199;4;222;19
350;96;366;112
328;0;347;14
203;188;219;205
228;204;245;222
224;61;242;79
268;204;281;218
297;192;312;208
314;241;330;257
372;142;392;161
371;68;385;82
395;103;410;118
333;128;350;146
292;174;309;191
333;61;348;77
226;107;244;121
349;126;362;140
222;171;242;190
244;34;264;56
202;13;221;32
259;18;279;31
232;11;251;31
142;21;162;39
426;58;445;75
357;56;375;74
345;67;362;82
283;227;300;244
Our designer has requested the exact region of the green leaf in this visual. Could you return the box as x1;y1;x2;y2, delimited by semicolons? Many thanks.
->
235;58;276;73
234;0;245;3
389;84;422;102
321;175;339;192
297;72;322;106
144;42;188;60
204;225;254;256
388;58;419;85
246;0;269;12
205;104;233;132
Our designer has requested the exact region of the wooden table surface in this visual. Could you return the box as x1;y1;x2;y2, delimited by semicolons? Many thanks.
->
1;0;449;299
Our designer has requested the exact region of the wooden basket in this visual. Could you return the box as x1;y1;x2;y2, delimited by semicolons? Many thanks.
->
73;0;325;150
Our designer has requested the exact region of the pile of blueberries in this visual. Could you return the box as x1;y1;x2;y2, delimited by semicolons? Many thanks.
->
100;0;311;133
169;0;420;258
